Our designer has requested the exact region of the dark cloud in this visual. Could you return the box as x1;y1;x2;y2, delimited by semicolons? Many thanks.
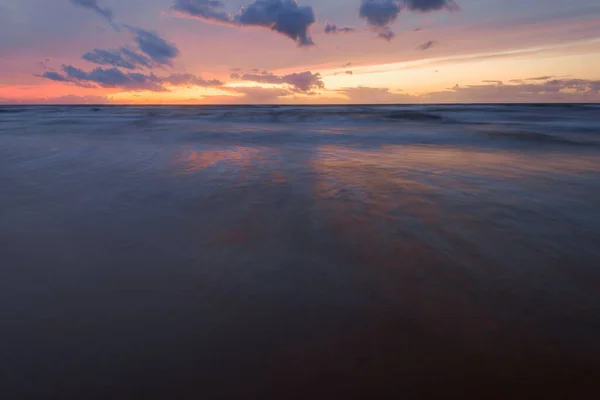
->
120;48;154;68
126;26;180;65
64;65;165;91
359;0;457;40
69;0;118;29
37;71;71;82
82;48;151;70
378;28;395;41
36;68;96;88
83;49;132;69
233;70;324;93
172;0;316;46
171;0;232;23
482;80;503;85
325;22;356;34
82;28;176;70
404;0;457;12
37;65;221;91
237;0;316;46
343;62;352;67
417;40;436;50
345;71;354;75
359;0;402;28
284;71;325;92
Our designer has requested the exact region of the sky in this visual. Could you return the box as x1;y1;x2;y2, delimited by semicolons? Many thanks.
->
1;0;600;104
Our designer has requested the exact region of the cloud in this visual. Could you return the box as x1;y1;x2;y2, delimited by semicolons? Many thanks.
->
82;48;151;70
69;0;118;29
482;80;503;85
172;0;316;46
37;58;52;70
526;76;555;81
378;28;395;41
36;65;221;92
120;48;154;69
125;26;180;65
359;1;402;28
63;65;166;91
162;73;224;87
236;0;316;46
283;71;325;92
417;40;436;50
37;71;71;82
404;0;457;12
339;86;416;103
0;94;111;105
232;70;324;93
193;86;293;104
81;27;177;70
424;78;600;103
359;0;457;40
334;70;354;76
336;77;600;104
325;22;356;34
231;86;292;102
171;0;233;23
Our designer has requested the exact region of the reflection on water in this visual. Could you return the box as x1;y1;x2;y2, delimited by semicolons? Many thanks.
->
175;146;265;173
2;113;600;398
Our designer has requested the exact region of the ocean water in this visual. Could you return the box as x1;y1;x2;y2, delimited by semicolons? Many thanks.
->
1;104;600;398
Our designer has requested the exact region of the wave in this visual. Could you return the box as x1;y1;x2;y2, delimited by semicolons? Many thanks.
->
2;104;599;148
473;130;595;146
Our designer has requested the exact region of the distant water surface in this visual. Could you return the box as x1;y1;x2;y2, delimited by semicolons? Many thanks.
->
1;105;600;398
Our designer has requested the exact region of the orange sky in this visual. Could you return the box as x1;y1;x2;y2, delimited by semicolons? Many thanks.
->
1;0;600;104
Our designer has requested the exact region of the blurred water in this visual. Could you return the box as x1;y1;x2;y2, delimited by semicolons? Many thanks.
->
1;105;600;398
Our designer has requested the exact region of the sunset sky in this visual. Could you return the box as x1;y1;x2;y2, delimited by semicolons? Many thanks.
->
1;0;600;104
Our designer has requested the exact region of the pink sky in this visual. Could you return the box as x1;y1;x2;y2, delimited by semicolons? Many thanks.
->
1;0;599;104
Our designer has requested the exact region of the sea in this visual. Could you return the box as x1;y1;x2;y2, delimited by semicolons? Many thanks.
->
1;104;600;398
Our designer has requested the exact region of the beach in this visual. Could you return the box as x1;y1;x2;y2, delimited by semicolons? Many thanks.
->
1;104;600;398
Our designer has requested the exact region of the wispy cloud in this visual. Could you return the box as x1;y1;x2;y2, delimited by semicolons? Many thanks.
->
325;22;356;34
0;94;112;105
69;0;119;30
417;40;436;51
